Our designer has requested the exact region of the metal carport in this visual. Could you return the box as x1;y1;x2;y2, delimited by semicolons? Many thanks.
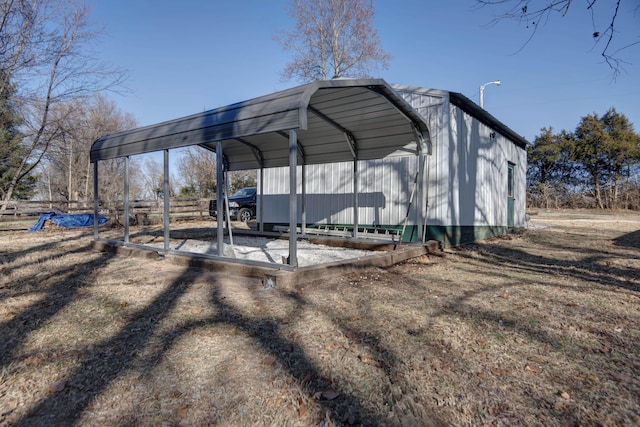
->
90;78;431;268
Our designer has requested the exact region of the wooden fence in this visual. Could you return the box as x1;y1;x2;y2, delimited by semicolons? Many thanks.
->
0;199;212;230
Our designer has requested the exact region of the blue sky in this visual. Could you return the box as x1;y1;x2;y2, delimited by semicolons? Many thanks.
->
90;0;640;143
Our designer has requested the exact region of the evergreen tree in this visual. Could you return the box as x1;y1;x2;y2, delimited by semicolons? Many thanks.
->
572;108;640;209
527;127;575;208
0;80;35;200
573;113;610;208
600;108;640;208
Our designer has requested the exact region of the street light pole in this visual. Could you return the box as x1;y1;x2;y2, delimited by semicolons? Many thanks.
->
479;80;501;109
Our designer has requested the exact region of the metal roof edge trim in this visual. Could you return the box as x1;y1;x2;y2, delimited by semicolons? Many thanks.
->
367;82;432;132
389;84;450;99
90;78;433;164
448;92;529;149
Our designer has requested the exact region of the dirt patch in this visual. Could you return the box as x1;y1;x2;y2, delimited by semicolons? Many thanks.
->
1;210;639;426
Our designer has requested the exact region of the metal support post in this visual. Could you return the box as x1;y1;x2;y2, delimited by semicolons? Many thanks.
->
353;159;359;238
288;129;298;267
93;162;99;240
124;156;130;243
163;149;170;251
216;141;224;256
301;163;306;236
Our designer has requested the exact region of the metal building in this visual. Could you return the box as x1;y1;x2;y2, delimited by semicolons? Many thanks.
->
260;85;528;246
90;78;527;270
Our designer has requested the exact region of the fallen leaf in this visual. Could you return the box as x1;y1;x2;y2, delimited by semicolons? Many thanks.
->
262;355;277;366
24;356;41;366
49;380;66;393
298;403;308;417
358;353;382;367
490;367;509;377
344;331;357;340
177;404;189;418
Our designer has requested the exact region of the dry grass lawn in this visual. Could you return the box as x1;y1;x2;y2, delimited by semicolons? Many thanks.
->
0;210;639;426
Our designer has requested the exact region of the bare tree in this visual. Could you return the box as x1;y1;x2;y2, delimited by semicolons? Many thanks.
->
140;157;179;201
226;170;257;194
0;0;128;210
279;0;390;82
176;146;217;198
36;93;137;205
476;0;639;76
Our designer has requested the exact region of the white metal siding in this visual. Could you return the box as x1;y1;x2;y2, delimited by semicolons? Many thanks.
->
447;103;527;227
260;158;420;225
260;85;527;229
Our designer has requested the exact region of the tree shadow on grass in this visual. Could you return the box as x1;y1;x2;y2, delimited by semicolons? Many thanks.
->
0;243;116;371
11;267;199;426
390;244;640;426
11;257;446;426
613;229;640;251
455;239;640;293
113;280;445;426
0;231;93;281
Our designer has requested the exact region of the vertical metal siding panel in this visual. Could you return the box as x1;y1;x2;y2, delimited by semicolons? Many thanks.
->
452;104;528;228
387;158;399;225
316;164;329;223
360;159;371;224
337;162;352;224
459;105;499;227
461;109;476;226
312;163;330;224
430;101;447;227
440;100;451;226
359;161;369;225
447;104;460;226
308;164;322;223
394;88;449;228
262;167;286;222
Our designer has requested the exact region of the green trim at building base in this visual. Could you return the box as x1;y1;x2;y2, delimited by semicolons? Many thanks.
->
263;223;516;246
426;225;508;247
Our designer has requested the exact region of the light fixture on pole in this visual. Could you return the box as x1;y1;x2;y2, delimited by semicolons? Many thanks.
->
479;80;501;109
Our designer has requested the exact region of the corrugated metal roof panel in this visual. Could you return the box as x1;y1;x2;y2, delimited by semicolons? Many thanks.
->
90;79;431;170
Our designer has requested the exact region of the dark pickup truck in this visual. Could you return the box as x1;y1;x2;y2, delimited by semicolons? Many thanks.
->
209;187;256;223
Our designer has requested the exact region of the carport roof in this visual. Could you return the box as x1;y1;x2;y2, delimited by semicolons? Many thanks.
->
90;78;430;170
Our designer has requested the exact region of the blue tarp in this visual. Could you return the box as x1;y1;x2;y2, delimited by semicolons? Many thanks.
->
28;211;108;232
